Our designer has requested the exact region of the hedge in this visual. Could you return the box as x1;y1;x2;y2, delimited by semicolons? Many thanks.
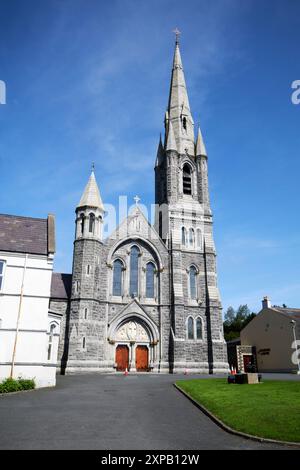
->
0;378;36;394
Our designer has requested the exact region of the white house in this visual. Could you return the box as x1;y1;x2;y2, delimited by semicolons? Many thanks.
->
0;213;62;388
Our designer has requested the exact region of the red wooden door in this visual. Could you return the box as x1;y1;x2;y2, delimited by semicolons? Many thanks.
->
116;345;129;371
136;346;149;372
243;355;253;372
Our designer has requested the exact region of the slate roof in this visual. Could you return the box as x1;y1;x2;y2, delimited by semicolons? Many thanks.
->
272;307;300;321
0;213;55;256
51;272;72;300
77;171;104;210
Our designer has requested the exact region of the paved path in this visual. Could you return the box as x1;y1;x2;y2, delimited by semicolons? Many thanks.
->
0;374;295;450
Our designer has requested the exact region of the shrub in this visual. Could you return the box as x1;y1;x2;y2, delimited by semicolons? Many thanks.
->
18;379;35;391
0;377;35;393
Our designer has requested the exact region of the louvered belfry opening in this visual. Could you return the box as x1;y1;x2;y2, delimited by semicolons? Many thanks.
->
183;164;192;195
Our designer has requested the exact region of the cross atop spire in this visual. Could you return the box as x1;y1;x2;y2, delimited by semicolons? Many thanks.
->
172;27;181;44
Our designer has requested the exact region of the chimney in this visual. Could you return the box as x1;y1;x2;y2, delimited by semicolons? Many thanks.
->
262;296;271;309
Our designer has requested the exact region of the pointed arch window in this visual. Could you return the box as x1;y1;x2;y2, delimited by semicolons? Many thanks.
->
129;246;140;297
183;164;192;195
182;116;187;131
146;262;155;298
187;317;194;340
80;214;85;235
181;227;187;247
113;259;123;296
189;228;195;248
196;318;203;340
197;229;202;249
189;266;197;300
89;213;95;234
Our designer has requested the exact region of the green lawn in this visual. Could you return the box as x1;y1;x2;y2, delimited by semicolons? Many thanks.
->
176;379;300;443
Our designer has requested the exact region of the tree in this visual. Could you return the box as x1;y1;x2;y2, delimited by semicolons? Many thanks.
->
224;306;236;325
223;304;257;342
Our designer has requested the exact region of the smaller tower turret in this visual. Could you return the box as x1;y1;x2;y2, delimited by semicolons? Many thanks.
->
75;169;105;242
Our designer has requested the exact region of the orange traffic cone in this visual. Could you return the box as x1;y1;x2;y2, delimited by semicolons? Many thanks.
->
124;367;128;376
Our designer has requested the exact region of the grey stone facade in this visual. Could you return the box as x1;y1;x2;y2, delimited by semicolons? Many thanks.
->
50;39;228;374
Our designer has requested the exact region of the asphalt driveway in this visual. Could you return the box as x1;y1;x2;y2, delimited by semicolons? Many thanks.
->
0;373;296;450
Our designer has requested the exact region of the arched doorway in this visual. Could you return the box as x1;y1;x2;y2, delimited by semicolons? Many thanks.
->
113;319;152;372
115;345;129;371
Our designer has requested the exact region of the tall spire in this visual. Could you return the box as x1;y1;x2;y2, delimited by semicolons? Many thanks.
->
77;170;104;211
195;126;207;157
155;134;165;166
166;34;194;155
166;120;177;152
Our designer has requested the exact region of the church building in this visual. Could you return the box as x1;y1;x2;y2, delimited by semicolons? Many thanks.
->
51;38;228;374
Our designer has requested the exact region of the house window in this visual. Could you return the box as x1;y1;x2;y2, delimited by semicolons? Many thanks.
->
196;318;203;340
47;324;56;361
146;262;155;298
84;308;88;320
189;266;197;300
0;260;5;291
182;116;187;131
187;317;194;340
181;227;187;247
74;281;79;294
82;337;86;349
113;259;123;296
129;246;139;297
86;265;91;276
89;213;95;233
183;164;192;195
189;228;195;248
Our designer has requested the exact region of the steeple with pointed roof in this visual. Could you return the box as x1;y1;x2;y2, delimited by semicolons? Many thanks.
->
166;37;195;155
195;126;207;157
155;134;165;167
75;169;104;242
77;170;104;211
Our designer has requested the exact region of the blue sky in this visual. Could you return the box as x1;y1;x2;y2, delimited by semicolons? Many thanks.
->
0;0;300;313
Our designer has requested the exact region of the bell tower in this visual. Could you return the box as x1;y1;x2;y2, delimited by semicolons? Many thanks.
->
155;34;228;373
63;169;107;373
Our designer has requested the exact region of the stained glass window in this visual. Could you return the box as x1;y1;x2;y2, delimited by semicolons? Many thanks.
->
187;317;194;340
113;259;123;296
196;318;203;339
146;262;155;298
189;266;197;299
129;246;139;297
